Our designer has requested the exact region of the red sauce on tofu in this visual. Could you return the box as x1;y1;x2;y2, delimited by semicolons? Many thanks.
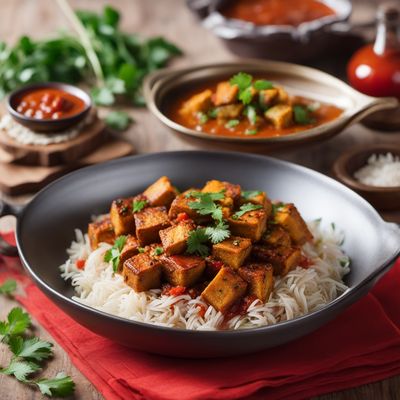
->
221;0;336;26
16;88;86;120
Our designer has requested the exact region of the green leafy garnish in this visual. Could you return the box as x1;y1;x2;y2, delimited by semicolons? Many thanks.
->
205;222;230;244
232;203;263;220
0;279;17;296
36;373;75;397
138;247;146;253
230;72;252;92
133;199;148;213
244;105;257;125
188;192;224;223
197;112;208;125
153;247;164;256
293;105;315;125
253;79;274;90
271;202;286;216
208;108;218;119
9;336;53;362
1;359;40;382
225;119;240;129
104;236;127;272
242;190;262;200
186;191;225;201
105;111;133;131
0;307;31;340
244;128;258;136
187;229;210;257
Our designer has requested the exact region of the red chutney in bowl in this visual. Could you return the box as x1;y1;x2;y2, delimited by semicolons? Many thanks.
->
15;88;86;120
221;0;336;27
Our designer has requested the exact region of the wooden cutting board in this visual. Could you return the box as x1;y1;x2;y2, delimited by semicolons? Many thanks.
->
0;139;135;195
0;110;106;166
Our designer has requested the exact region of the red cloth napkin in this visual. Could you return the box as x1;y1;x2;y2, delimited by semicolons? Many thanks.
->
1;231;400;400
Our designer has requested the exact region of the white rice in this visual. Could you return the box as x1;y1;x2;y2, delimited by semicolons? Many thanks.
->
60;220;350;331
354;153;400;187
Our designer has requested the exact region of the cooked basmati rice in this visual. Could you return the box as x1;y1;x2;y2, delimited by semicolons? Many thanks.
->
60;220;350;330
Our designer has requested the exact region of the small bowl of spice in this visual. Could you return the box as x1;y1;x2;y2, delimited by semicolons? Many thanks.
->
7;82;92;133
333;145;400;210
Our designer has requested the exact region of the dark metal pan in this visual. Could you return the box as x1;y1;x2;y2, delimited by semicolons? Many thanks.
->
1;151;399;358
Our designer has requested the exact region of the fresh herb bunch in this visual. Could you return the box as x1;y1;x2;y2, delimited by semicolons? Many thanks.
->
0;5;182;107
0;290;75;398
104;235;127;272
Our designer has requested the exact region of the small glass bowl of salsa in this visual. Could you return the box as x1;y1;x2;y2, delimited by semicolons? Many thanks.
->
7;83;92;133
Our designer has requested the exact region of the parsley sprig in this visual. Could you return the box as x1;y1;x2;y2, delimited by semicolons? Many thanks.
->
0;306;74;397
232;203;263;220
230;72;273;105
187;229;210;257
133;199;148;213
104;236;127;272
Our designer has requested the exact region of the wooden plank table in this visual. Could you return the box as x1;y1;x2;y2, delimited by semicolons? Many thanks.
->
0;0;399;399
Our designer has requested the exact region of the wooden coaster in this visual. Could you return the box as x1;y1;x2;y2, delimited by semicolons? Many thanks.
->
0;139;135;195
0;109;106;167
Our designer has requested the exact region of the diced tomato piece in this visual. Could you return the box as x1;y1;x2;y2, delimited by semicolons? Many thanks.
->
75;259;86;270
197;304;207;318
299;255;313;269
176;212;189;222
168;286;186;296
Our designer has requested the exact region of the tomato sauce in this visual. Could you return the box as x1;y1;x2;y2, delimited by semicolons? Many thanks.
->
165;81;343;139
16;88;86;120
221;0;336;27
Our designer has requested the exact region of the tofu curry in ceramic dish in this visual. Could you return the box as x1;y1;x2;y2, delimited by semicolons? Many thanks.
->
166;72;343;139
60;176;350;330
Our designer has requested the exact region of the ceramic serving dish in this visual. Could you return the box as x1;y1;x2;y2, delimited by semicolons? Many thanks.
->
1;151;399;358
144;60;398;150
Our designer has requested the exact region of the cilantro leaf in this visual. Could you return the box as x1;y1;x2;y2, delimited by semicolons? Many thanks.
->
242;190;262;200
3;308;31;338
271;202;286;216
91;86;115;106
244;105;257;125
230;72;252;92
188;191;225;223
104;236;127;272
225;119;240;129
36;372;75;397
10;336;53;362
197;112;208;125
152;247;164;256
239;87;254;105
232;203;263;220
105;111;133;131
187;191;225;201
244;128;258;136
133;199;147;213
205;222;230;244
0;279;17;296
208;108;218;119
253;79;274;90
293;105;315;125
187;229;209;257
2;359;40;382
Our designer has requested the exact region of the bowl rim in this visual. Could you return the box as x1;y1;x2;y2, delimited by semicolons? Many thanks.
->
6;82;92;127
16;150;400;336
333;144;400;193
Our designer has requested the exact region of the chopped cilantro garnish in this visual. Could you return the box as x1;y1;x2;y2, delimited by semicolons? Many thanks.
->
293;105;315;125
197;112;208;125
0;279;17;296
244;105;257;125
138;247;146;253
187;229;209;257
205;221;230;244
153;247;164;256
242;190;262;200
225;119;240;129
253;79;274;90
271;202;285;216
132;199;147;213
104;236;127;272
232;203;262;220
230;72;252;92
244;128;258;136
208;108;218;118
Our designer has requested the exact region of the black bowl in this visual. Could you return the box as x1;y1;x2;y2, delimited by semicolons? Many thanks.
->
7;82;92;133
1;151;399;358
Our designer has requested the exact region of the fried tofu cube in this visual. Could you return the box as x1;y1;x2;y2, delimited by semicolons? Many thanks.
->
277;87;290;104
179;90;212;117
161;255;206;287
88;218;115;250
228;209;268;242
143;176;177;208
265;105;293;129
262;226;292;248
134;206;170;246
202;180;241;208
213;81;239;106
274;204;313;245
122;253;161;292
159;221;195;256
110;197;135;236
259;88;278;107
212;236;252;269
252;245;302;276
168;190;211;224
238;263;274;302
216;104;244;120
117;235;140;272
240;191;272;214
201;267;247;313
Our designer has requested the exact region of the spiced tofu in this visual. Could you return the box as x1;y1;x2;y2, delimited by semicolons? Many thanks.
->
202;180;241;208
238;263;274;302
240;191;272;214
274;204;313;245
110;197;135;236
143;176;177;208
88;218;115;250
213;81;239;106
161;255;206;287
252;245;302;276
122;253;161;292
265;105;293;129
117;235;140;272
228;208;268;242
212;236;252;269
159;221;195;256
261;226;292;248
134;206;170;246
201;267;247;313
168;190;210;224
216;104;243;120
179;89;212;116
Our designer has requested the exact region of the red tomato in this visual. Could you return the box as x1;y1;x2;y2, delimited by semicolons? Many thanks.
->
168;286;186;296
176;212;189;222
76;259;86;270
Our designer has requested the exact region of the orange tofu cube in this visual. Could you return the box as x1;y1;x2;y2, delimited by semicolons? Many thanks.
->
122;253;162;292
265;105;293;129
117;235;140;272
134;206;170;246
202;180;241;208
240;191;272;214
228;208;268;242
213;81;239;106
201;267;247;313
168;190;211;224
161;255;206;287
212;236;252;269
179;89;212;117
110;197;135;236
274;204;313;245
259;88;278;107
159;221;195;256
88;218;115;250
238;263;274;302
216;104;244;120
143;176;177;207
262;226;292;248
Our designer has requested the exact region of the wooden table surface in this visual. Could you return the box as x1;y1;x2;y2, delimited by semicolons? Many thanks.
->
0;0;399;399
